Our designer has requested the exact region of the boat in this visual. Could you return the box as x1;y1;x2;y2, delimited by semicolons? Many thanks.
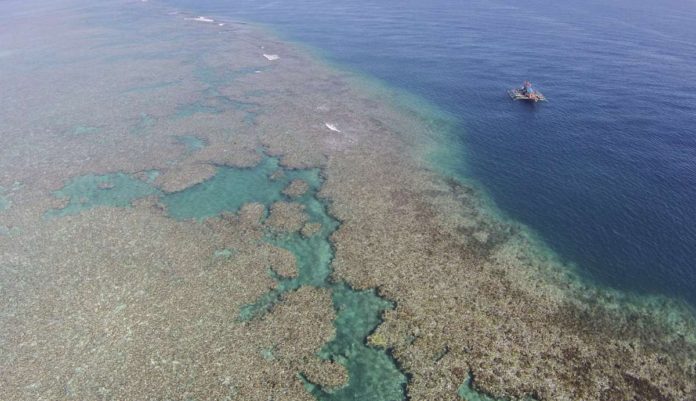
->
508;81;546;102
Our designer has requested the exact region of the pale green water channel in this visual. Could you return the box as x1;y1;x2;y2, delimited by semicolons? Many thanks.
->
46;154;408;400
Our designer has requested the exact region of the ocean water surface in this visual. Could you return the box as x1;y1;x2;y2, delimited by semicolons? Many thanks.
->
165;0;696;308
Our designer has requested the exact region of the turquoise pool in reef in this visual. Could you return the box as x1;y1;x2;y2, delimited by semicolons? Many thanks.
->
45;155;408;400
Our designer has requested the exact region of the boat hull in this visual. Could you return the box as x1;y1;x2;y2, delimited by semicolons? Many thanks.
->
508;89;546;102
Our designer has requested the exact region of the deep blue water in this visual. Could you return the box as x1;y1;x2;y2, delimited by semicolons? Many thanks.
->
165;0;696;307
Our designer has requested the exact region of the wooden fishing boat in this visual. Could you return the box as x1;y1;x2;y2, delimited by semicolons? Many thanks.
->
508;81;547;102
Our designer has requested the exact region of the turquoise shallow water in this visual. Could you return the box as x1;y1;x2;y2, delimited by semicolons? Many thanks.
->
0;191;10;212
45;173;159;218
46;155;409;400
164;157;292;220
165;0;696;308
305;284;405;401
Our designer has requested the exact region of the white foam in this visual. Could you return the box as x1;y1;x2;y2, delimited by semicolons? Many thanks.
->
325;123;341;133
263;54;279;61
218;23;225;26
185;16;215;23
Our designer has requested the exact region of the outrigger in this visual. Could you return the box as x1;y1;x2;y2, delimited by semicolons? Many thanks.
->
508;81;546;102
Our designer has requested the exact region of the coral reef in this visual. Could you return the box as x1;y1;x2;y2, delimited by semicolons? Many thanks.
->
284;179;311;198
266;201;309;233
0;1;694;400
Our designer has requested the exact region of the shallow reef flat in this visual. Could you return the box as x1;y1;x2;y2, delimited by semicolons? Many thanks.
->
0;0;695;400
